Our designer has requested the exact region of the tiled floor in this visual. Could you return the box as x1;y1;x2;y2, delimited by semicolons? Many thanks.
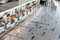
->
19;4;60;40
2;1;60;40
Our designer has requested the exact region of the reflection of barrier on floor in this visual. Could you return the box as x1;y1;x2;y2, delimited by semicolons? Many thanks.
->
1;34;23;40
30;21;49;28
20;22;37;33
0;25;23;40
1;25;30;40
0;24;36;40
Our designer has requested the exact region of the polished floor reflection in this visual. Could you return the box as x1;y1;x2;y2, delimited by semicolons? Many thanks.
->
2;2;60;40
20;4;60;40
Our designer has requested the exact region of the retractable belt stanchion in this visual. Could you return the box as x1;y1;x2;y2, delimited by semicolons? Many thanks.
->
13;9;19;23
32;1;36;12
3;13;11;29
26;3;32;15
36;1;40;9
19;9;25;20
19;9;25;17
9;15;15;26
6;20;11;29
0;20;5;34
32;1;38;12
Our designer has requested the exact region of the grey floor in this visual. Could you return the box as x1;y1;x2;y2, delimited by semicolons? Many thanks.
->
19;3;60;40
3;1;60;40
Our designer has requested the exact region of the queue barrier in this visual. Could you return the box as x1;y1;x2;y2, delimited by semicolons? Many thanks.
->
0;0;40;39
